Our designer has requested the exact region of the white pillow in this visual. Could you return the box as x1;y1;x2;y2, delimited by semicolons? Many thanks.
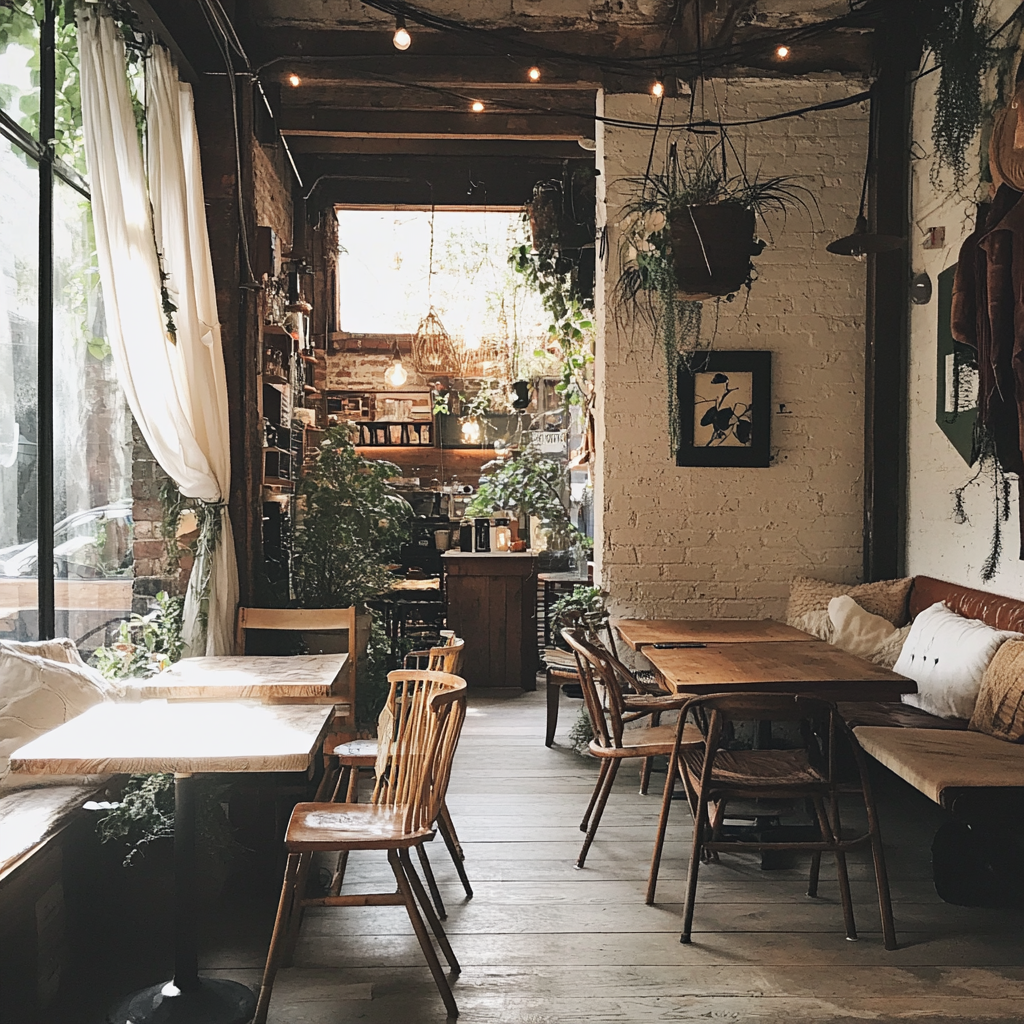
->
896;602;1021;720
828;595;896;659
0;647;110;791
0;638;110;691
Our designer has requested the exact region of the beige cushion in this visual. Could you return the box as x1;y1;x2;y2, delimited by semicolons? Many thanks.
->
786;575;913;627
828;595;896;659
791;608;834;642
0;647;110;791
969;639;1024;742
855;725;1024;805
868;623;913;669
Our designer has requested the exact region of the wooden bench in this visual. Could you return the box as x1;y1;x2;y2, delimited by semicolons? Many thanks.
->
0;782;113;1021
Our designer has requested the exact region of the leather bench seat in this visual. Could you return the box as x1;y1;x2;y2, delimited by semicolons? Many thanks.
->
853;726;1024;808
837;701;968;731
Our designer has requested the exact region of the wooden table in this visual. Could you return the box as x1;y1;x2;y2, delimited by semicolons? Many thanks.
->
613;617;816;651
139;654;349;702
643;640;915;703
11;701;334;1024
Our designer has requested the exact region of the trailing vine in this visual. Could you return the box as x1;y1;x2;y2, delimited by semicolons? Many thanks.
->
952;428;1012;582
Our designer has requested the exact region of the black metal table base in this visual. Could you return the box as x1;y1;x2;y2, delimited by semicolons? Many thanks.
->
108;978;255;1024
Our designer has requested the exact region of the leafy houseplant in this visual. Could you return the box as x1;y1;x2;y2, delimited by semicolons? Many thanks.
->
550;585;608;644
467;447;588;550
292;426;412;609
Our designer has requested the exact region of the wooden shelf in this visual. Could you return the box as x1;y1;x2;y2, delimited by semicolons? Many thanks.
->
262;373;289;386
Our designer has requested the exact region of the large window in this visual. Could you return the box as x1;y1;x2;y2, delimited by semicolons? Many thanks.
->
0;2;131;650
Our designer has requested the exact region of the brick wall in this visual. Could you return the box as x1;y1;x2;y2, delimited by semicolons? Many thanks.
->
595;81;869;619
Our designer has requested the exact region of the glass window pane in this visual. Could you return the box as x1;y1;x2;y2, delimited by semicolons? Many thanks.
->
53;177;132;652
0;131;39;642
0;4;41;139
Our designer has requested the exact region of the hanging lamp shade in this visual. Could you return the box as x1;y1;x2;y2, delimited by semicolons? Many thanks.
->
826;214;903;256
411;307;459;376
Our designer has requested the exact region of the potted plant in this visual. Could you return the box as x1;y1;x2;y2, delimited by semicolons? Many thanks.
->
467;446;589;554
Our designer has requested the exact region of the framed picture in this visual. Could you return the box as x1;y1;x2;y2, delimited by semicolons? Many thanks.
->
676;350;771;467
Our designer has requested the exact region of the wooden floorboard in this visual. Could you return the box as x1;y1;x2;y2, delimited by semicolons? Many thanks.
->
234;688;1024;1022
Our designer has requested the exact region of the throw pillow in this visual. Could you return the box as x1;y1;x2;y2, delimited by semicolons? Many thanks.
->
868;623;913;669
791;608;834;642
0;647;110;791
969;639;1024;742
0;638;110;691
786;575;913;627
896;602;1021;720
828;595;897;659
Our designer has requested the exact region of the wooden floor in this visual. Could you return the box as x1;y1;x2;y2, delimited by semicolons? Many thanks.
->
74;688;1024;1022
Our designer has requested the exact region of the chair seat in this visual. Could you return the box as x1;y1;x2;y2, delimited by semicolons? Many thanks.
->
681;746;826;789
286;802;434;851
623;692;692;711
332;738;378;765
591;721;703;758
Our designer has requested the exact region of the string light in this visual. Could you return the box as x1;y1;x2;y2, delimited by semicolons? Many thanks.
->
287;73;301;87
775;45;790;58
651;80;665;99
471;100;485;112
527;66;541;81
393;15;412;50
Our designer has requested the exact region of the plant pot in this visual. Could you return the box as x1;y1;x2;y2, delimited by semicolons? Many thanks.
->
669;203;757;299
528;184;594;252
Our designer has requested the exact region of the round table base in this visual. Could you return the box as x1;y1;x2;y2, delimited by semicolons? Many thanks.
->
108;978;256;1024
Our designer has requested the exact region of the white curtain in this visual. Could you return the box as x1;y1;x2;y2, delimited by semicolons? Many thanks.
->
77;8;238;656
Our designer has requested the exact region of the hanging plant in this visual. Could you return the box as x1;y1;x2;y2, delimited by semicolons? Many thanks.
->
921;0;1000;188
952;427;1013;582
616;140;810;454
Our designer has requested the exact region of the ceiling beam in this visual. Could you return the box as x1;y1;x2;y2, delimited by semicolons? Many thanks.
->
280;109;590;141
284;136;591;159
280;87;594;113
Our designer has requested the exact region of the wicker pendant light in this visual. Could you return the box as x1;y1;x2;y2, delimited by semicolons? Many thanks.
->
411;204;460;375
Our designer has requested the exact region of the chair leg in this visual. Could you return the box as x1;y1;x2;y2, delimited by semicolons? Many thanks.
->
314;755;338;801
816;797;857;941
416;842;447;919
576;758;620;868
646;757;676;905
546;676;560;746
580;759;610;833
280;851;314;968
807;851;822;898
437;808;474;900
330;764;350;802
681;794;709;944
861;782;898;950
389;849;460;1019
400;848;460;971
639;756;653;795
253;853;300;1024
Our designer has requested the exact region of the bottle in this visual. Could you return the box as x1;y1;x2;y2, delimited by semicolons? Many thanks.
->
474;517;491;552
459;519;473;552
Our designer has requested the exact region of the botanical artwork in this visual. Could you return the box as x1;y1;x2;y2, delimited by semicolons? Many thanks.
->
676;351;771;467
693;371;753;448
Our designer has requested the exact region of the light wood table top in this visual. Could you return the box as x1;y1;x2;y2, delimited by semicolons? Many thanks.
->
10;701;335;776
643;640;915;703
138;654;348;700
613;618;816;651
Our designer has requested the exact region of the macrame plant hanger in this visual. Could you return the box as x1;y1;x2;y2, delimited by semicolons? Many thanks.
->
412;203;459;375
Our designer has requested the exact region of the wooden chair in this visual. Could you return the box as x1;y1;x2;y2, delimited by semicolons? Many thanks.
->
561;628;702;868
254;670;468;1022
649;692;897;950
328;635;472;918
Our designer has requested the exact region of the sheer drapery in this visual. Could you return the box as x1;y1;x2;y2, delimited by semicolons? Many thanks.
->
77;8;237;655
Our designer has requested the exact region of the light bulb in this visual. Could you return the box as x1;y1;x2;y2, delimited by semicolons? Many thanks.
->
393;16;411;50
775;45;790;59
384;356;408;388
651;80;664;99
528;66;541;81
471;100;485;113
288;73;301;87
461;418;482;444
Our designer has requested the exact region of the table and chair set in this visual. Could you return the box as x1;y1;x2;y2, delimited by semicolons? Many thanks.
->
558;615;914;952
7;616;473;1024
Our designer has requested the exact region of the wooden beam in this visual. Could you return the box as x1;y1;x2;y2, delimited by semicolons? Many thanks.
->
284;136;591;159
280;109;589;141
280;86;595;113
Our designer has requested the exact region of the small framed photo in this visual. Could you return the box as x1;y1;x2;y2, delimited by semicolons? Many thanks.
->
676;350;771;467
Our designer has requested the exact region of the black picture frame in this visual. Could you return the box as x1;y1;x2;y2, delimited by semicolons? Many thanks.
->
676;350;772;467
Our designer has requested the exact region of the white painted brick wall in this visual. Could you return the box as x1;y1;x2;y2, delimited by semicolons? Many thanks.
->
595;81;869;619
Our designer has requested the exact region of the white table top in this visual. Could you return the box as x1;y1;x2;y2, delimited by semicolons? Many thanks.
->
139;654;348;700
9;701;335;776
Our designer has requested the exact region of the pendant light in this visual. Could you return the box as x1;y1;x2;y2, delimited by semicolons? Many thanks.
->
383;339;408;387
827;97;903;256
412;204;459;375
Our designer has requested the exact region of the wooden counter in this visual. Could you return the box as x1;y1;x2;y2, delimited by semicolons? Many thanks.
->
443;552;538;690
